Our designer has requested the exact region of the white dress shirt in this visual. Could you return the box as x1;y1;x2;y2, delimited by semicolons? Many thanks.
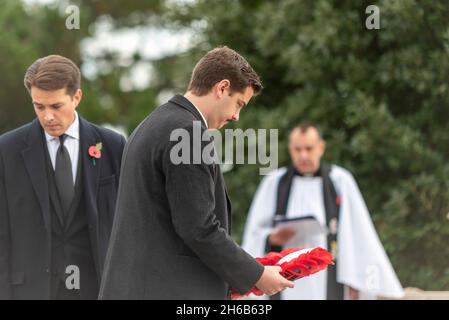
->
44;111;80;185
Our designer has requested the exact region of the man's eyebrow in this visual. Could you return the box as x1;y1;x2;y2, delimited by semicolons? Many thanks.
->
32;101;64;108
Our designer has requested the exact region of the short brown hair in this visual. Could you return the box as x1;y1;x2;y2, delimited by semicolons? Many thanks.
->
24;55;81;96
291;122;323;140
187;46;263;96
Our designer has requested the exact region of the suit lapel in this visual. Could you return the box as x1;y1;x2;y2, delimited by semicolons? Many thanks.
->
225;190;232;234
79;117;101;224
221;171;233;235
79;117;102;276
21;120;51;233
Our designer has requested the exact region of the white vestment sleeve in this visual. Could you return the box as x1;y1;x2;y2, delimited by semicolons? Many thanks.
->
335;167;405;298
241;168;286;258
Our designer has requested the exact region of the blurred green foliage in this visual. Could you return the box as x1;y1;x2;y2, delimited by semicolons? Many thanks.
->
0;0;448;290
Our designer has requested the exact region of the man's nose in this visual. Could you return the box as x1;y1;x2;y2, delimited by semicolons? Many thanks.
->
43;111;54;122
299;150;309;159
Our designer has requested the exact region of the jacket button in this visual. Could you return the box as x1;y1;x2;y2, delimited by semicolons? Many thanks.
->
45;268;49;273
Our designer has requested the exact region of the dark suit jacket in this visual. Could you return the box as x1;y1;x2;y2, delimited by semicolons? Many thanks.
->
99;95;264;300
0;116;126;299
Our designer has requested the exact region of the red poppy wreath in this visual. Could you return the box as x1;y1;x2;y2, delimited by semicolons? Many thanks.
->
230;247;334;299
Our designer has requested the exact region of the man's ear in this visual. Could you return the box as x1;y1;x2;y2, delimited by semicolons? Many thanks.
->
215;80;231;98
73;89;82;108
319;140;326;156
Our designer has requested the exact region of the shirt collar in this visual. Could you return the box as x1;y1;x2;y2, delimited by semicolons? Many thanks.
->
45;111;80;142
187;99;208;129
294;165;321;177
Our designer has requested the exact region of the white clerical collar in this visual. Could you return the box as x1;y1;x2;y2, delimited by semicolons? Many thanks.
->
187;98;208;129
295;167;321;178
45;111;80;142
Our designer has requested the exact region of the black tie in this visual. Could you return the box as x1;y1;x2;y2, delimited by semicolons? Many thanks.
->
55;134;75;216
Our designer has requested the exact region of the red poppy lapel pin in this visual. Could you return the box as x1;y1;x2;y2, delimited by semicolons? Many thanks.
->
336;195;342;205
88;142;102;166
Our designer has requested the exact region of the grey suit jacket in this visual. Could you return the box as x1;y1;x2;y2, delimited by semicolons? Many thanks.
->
99;95;264;299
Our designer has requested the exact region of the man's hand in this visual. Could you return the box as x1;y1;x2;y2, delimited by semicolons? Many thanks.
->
255;266;295;296
268;227;296;246
348;286;360;300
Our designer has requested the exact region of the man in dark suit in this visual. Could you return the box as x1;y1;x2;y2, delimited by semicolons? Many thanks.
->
99;46;294;299
0;55;126;299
